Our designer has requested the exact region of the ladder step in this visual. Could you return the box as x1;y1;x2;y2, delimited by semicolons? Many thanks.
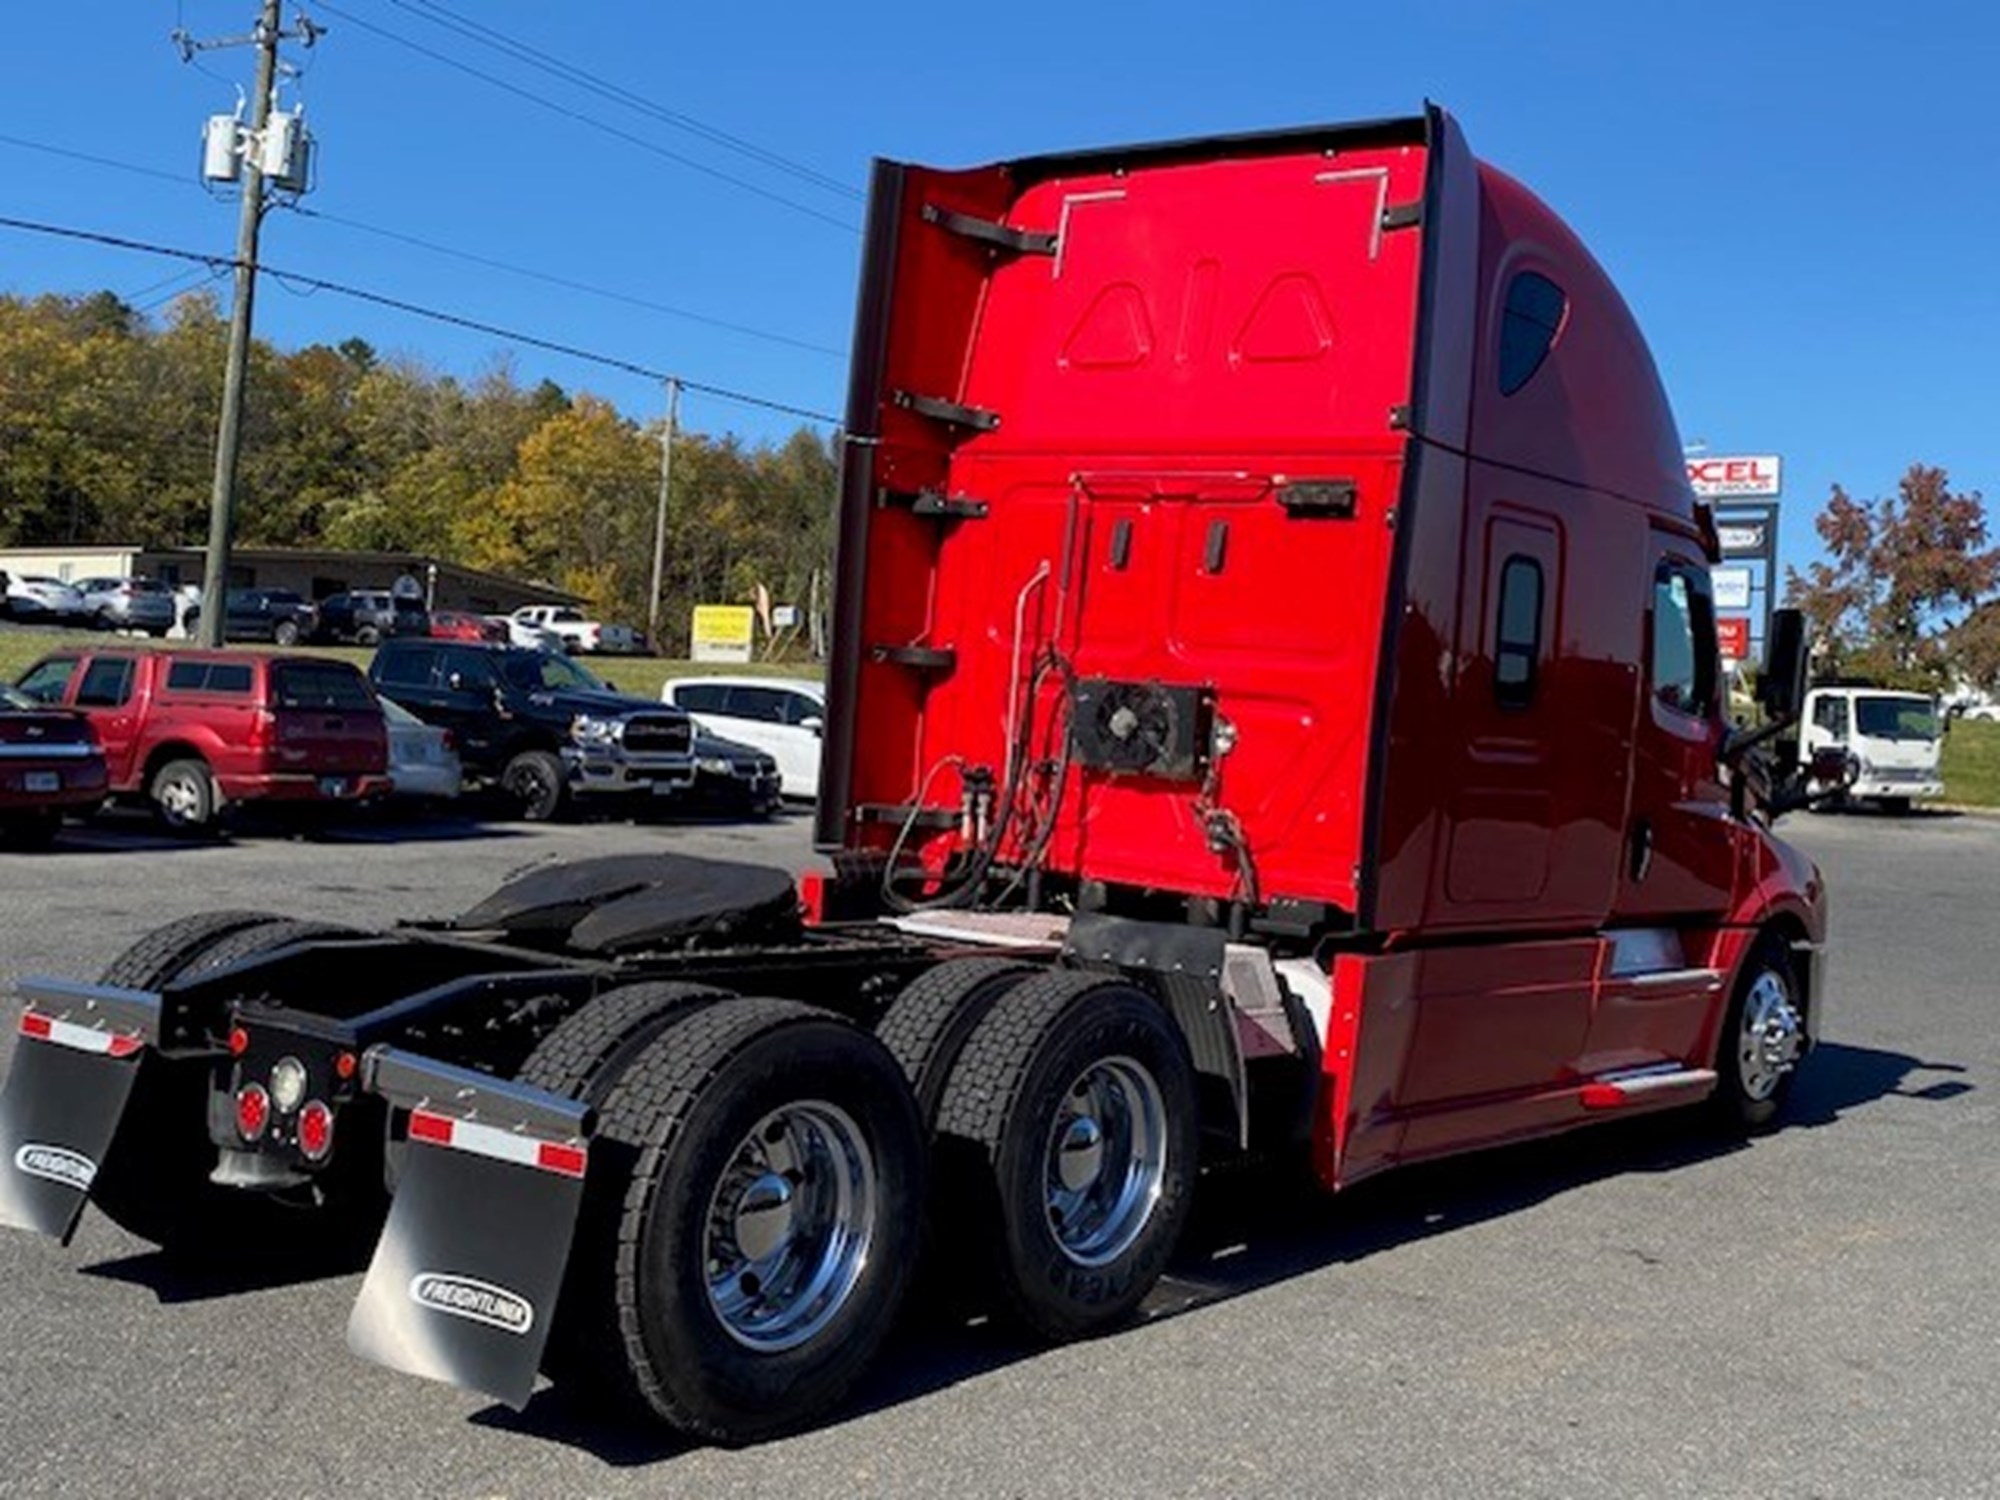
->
1580;1066;1717;1109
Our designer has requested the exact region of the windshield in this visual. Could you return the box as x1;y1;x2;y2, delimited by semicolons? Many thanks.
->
502;652;606;693
1855;695;1939;742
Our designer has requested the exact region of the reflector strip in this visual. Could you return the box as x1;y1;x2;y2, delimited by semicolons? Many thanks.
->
18;1010;143;1059
406;1108;587;1178
1580;1067;1718;1110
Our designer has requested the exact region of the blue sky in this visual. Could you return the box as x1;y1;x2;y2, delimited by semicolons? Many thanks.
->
1;1;1995;584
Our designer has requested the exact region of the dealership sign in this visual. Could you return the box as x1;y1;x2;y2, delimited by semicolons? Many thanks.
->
1716;617;1751;663
1716;520;1770;558
1711;566;1753;611
1687;454;1782;499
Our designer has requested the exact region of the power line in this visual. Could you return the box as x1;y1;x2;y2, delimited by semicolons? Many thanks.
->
0;131;846;361
385;0;861;202
0;212;841;425
311;1;860;235
290;206;844;359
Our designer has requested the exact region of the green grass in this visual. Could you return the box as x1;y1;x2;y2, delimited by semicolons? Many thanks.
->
0;623;820;701
1943;718;2000;808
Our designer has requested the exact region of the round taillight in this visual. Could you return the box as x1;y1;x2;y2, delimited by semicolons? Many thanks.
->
228;1026;250;1057
297;1100;333;1161
235;1083;270;1142
333;1050;357;1082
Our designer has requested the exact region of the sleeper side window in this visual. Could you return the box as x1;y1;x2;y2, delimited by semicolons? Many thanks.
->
1493;556;1545;709
1498;271;1568;395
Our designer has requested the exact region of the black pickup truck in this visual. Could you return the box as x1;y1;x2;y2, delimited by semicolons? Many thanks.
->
368;640;773;819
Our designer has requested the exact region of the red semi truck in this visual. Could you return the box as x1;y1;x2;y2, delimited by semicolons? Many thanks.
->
0;108;1828;1444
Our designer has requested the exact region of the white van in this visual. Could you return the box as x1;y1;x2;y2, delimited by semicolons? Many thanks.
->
661;676;824;800
1800;685;1943;810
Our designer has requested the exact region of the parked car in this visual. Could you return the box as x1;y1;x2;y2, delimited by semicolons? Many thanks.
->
662;675;824;799
369;639;694;820
428;610;507;643
5;576;86;625
183;588;319;646
686;725;783;815
378;695;464;803
0;683;109;847
314;590;428;646
13;649;389;831
509;604;642;655
74;576;176;637
490;614;566;652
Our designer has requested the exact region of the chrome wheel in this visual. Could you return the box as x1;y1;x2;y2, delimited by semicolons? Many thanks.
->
1043;1055;1168;1268
1738;969;1803;1102
703;1100;876;1352
157;773;203;825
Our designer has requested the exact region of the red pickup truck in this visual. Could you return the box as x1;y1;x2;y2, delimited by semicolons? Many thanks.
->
13;649;390;832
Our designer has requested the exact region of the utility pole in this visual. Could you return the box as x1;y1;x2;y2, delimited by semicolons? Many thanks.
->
647;377;681;653
180;2;319;645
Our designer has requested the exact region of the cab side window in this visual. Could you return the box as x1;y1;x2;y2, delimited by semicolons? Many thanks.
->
1652;563;1718;717
1812;696;1850;742
75;657;136;708
672;683;729;713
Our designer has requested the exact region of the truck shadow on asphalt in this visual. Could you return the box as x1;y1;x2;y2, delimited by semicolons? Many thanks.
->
470;1037;1971;1465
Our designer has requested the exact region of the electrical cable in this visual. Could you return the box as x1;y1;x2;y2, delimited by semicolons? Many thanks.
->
312;1;860;234
0;212;842;425
0;131;845;362
386;0;860;202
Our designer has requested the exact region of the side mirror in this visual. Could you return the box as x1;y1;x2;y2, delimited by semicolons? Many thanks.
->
1756;608;1808;723
799;715;824;737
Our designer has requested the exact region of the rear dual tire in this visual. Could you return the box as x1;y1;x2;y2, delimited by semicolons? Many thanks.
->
925;970;1200;1342
526;992;924;1444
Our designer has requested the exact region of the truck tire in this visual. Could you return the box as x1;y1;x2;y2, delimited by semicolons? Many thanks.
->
89;917;372;1258
562;998;923;1443
355;625;380;646
150;757;217;834
273;619;301;647
516;981;728;1107
1712;933;1807;1133
502;748;568;822
933;971;1198;1342
97;909;284;989
876;958;1038;1126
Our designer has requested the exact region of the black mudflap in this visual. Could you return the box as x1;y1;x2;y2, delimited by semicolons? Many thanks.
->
0;983;160;1242
347;1048;590;1410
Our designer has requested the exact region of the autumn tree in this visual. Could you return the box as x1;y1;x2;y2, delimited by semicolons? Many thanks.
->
1785;464;1999;691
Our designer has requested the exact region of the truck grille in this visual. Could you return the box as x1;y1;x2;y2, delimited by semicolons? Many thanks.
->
621;715;691;755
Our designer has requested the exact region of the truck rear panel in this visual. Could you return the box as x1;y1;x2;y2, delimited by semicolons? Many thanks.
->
823;118;1434;919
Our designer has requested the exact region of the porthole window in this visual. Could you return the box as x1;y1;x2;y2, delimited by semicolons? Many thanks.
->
1498;271;1568;395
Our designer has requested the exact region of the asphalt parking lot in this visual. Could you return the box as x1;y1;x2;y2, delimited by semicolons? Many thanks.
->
0;807;1993;1499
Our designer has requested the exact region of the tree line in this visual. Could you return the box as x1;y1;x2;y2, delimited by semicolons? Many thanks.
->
0;288;837;652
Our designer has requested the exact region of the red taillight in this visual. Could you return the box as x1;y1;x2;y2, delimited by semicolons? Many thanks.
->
228;1026;250;1056
333;1050;357;1081
297;1100;333;1160
235;1083;270;1141
440;729;456;752
247;709;277;751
